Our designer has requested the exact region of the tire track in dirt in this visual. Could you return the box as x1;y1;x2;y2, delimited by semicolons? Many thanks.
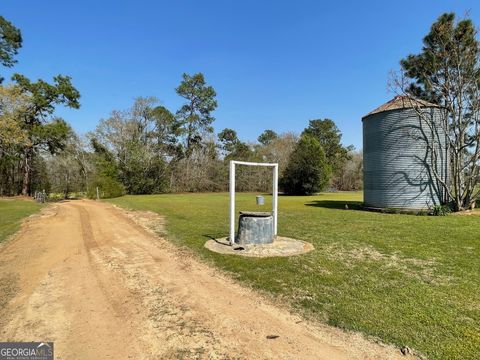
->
0;200;417;359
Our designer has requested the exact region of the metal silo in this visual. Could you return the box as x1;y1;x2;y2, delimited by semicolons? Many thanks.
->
362;96;448;210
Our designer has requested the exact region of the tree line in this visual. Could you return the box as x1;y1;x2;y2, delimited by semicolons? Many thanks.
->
0;15;361;198
0;88;362;198
30;94;361;198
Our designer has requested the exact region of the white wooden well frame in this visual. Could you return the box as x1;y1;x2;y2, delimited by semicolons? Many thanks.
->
229;160;279;245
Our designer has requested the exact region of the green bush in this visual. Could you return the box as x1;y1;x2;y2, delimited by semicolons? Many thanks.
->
46;191;86;201
431;204;452;216
47;192;65;201
280;135;331;195
87;176;125;199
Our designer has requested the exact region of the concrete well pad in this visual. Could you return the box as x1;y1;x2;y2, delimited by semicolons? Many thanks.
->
204;237;314;257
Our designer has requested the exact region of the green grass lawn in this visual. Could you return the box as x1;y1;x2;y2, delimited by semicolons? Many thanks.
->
109;192;480;360
0;199;43;244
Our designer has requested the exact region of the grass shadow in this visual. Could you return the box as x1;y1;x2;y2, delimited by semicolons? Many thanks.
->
46;198;82;203
305;200;363;210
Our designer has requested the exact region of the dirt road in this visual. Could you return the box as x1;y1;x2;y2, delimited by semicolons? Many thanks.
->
0;200;411;359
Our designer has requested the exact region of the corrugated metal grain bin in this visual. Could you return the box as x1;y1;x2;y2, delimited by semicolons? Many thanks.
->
362;96;448;210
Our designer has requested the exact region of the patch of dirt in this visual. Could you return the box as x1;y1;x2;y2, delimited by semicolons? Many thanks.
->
0;204;58;253
0;199;418;359
451;209;480;216
119;207;168;237
0;273;19;328
324;244;452;285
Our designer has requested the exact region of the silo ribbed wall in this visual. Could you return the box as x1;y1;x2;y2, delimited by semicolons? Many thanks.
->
363;107;447;209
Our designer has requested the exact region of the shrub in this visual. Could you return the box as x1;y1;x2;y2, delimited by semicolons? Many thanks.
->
280;135;331;195
431;204;452;216
87;176;125;199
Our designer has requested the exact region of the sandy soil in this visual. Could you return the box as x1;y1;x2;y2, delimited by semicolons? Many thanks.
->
0;200;414;359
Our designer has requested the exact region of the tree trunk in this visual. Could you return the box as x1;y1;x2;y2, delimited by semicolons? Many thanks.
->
21;149;31;196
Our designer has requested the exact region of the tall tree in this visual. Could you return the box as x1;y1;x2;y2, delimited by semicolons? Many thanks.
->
46;133;94;198
281;135;331;195
87;137;124;199
0;85;29;148
93;97;171;194
218;128;238;153
302;119;351;174
257;129;278;146
0;84;30;195
175;73;217;158
398;13;480;210
151;105;182;157
0;16;22;82
11;73;81;195
218;128;252;160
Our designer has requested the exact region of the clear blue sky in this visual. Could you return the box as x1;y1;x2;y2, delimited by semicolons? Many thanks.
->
2;1;479;149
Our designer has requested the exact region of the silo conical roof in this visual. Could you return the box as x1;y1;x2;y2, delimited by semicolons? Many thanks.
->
362;95;440;119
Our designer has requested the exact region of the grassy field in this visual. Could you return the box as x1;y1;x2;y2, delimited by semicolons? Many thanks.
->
0;199;43;244
109;192;479;360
